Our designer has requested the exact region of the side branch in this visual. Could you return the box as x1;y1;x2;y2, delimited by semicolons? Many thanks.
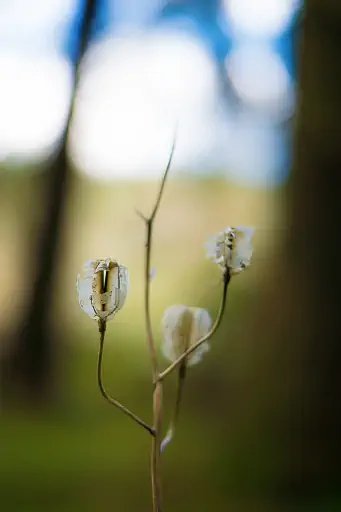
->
158;270;230;382
97;320;155;436
161;362;187;452
150;137;177;222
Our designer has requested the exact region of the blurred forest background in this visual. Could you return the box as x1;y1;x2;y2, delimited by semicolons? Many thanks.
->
1;1;341;511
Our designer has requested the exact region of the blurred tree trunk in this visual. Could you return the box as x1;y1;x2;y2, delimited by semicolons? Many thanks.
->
289;0;341;497
1;0;97;407
245;0;341;506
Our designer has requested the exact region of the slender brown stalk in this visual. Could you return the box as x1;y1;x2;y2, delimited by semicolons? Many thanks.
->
142;136;176;381
151;380;163;511
160;267;229;449
161;362;187;452
158;269;230;382
97;320;155;436
138;136;176;512
144;219;159;380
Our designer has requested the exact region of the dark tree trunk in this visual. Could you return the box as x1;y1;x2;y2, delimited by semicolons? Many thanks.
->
289;0;341;495
246;0;341;506
2;0;98;407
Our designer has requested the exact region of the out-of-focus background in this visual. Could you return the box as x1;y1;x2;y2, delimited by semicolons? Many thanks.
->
1;1;341;511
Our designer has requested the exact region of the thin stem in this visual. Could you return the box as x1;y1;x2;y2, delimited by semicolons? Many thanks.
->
138;135;176;512
150;136;177;222
97;320;155;437
143;136;176;381
161;362;187;452
145;221;159;380
151;381;163;512
158;269;230;382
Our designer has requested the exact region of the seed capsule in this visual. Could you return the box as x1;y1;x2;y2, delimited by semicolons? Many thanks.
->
76;258;129;321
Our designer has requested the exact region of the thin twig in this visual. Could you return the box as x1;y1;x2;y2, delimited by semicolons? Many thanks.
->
97;320;155;437
160;362;187;452
151;380;163;512
142;136;176;381
150;136;177;223
158;269;230;382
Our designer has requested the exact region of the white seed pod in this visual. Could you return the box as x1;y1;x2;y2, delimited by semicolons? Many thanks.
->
162;305;212;367
76;258;129;321
206;226;254;275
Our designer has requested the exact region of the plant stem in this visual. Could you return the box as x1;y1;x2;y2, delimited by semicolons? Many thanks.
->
144;219;159;380
161;362;187;452
97;320;155;436
139;136;176;512
142;135;176;381
158;269;230;382
151;380;163;511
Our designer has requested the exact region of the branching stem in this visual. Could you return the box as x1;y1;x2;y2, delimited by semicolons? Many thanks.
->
97;320;155;436
143;136;176;381
161;362;187;452
158;269;230;382
139;135;176;512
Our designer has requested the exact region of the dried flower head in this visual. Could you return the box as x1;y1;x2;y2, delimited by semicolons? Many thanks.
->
162;305;212;367
76;259;129;321
206;226;254;275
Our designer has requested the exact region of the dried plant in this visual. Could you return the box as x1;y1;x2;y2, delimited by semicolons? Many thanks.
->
76;136;254;511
